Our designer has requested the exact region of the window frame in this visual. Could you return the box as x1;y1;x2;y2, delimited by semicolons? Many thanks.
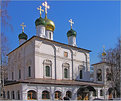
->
78;65;84;80
43;60;52;78
28;66;31;77
42;91;50;99
97;69;102;81
62;63;70;80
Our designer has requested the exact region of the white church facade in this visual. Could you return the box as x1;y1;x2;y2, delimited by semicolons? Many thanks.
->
3;1;113;100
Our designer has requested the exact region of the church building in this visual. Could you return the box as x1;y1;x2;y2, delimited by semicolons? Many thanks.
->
3;1;112;100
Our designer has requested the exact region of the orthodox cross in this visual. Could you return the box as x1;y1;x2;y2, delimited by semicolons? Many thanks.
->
20;22;26;32
37;6;44;17
103;45;105;52
42;1;50;15
69;19;74;29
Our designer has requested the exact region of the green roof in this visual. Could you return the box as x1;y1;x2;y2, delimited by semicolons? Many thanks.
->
35;17;45;26
18;32;28;40
67;29;77;37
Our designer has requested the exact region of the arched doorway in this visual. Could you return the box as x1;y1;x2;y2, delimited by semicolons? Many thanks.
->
55;91;62;100
77;86;95;100
108;88;113;99
27;90;37;100
42;90;50;99
66;91;72;99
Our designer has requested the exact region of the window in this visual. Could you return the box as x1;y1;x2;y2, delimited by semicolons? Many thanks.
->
45;66;50;77
66;91;72;98
43;60;52;78
49;32;51;39
28;66;31;77
93;90;97;97
17;90;20;100
27;90;37;100
19;69;21;79
42;91;50;99
11;91;15;99
64;52;68;57
79;70;82;79
100;89;103;96
78;65;84;80
64;68;68;78
97;69;102;81
12;72;14;80
3;91;5;98
63;63;70;79
55;91;62;99
106;68;111;81
7;91;10;99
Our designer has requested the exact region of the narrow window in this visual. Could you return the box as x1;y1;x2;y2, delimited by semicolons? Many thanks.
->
49;32;51;39
17;90;20;100
19;69;21;79
79;70;82;79
28;66;31;77
45;66;50;77
11;91;15;99
64;68;68;78
64;52;68;57
3;91;5;98
7;91;10;99
100;89;103;96
97;69;102;81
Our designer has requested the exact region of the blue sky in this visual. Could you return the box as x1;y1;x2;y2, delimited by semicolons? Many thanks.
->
3;1;120;64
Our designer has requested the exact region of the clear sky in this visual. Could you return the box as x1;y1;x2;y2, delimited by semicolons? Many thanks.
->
3;0;120;64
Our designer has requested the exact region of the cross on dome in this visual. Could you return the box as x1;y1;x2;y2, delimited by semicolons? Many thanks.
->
69;19;74;29
103;45;105;52
37;6;44;17
20;22;26;32
42;1;50;15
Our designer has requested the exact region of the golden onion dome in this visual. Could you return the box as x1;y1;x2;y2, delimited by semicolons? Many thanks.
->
102;51;106;56
45;18;55;32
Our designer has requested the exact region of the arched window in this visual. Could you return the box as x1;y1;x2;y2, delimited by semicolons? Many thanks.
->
45;66;50;77
11;91;15;99
3;91;5;98
42;91;50;99
64;68;68;78
28;66;31;77
66;91;72;98
100;89;103;96
79;70;82;79
43;60;52;78
55;91;62;99
63;63;70;79
106;68;111;81
97;69;102;81
17;90;20;100
27;90;37;100
49;32;51;39
7;91;10;99
78;65;84;80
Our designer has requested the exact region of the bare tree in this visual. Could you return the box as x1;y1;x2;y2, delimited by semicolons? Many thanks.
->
100;38;120;98
0;1;12;98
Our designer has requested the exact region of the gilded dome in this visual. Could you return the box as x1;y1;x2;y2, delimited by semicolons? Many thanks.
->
45;18;55;32
67;29;77;37
18;32;28;40
102;52;106;56
35;17;46;26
